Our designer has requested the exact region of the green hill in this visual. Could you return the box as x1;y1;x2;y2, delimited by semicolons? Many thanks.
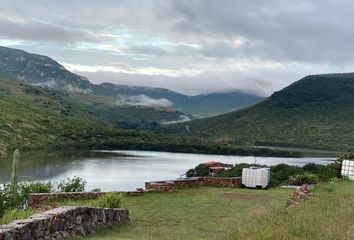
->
182;73;354;151
0;78;154;157
179;91;263;118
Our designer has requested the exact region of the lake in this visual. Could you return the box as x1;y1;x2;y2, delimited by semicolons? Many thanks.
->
0;150;335;191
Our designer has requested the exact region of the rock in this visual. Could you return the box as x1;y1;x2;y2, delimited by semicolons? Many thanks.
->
0;207;129;239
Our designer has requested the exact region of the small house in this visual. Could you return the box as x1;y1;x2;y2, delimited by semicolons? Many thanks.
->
204;161;232;176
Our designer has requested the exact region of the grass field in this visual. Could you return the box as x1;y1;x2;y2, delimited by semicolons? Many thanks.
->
57;182;354;240
231;181;354;240
2;182;353;239
61;187;292;240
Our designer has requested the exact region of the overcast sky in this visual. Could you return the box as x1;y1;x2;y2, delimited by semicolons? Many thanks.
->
1;0;354;96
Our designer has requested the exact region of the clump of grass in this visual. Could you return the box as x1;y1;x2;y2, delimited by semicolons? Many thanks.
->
97;192;125;208
0;208;38;225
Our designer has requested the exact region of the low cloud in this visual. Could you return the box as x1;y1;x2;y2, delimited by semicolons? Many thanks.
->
31;80;56;88
161;115;191;125
64;84;92;94
118;94;172;107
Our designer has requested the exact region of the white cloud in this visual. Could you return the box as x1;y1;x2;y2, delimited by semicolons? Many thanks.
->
161;115;191;125
62;62;200;77
64;84;92;94
118;94;172;107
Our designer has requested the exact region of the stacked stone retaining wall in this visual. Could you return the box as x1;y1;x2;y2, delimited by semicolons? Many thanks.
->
0;206;129;240
145;177;242;192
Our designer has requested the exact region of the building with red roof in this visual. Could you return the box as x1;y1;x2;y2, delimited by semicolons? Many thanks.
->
204;161;232;176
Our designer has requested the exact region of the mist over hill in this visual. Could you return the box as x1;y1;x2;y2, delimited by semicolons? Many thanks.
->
0;46;262;119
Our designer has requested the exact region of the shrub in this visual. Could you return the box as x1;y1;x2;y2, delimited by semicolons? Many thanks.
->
303;163;321;173
186;169;196;177
97;192;125;208
0;184;22;210
57;176;86;192
0;181;54;211
0;190;5;217
271;164;304;183
91;188;101;192
303;163;337;182
194;164;210;177
288;173;319;185
217;163;254;177
18;181;53;206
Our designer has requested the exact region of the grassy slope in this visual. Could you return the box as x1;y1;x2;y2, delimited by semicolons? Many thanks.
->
61;187;291;240
59;182;354;240
183;73;354;151
0;78;154;156
232;181;354;240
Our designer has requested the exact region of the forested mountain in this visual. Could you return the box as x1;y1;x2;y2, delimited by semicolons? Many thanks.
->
181;73;354;151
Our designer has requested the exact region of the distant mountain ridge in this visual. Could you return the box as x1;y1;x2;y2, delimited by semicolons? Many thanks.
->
0;46;263;118
0;46;91;90
181;73;354;151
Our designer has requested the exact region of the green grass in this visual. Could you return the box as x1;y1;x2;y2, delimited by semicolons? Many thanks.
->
231;181;354;240
55;182;354;240
0;208;39;225
2;183;353;239
57;187;292;240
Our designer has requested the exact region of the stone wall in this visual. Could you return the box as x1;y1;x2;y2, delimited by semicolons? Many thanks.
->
145;177;242;192
0;206;129;240
28;191;143;208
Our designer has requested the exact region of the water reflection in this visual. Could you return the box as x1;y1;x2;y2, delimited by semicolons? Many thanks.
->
0;150;335;191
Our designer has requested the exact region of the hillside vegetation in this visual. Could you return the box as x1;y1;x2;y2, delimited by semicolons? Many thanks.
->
182;73;354;151
0;78;296;158
0;46;262;119
0;78;153;156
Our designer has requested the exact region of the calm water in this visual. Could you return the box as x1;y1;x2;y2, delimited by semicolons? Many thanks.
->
0;150;335;191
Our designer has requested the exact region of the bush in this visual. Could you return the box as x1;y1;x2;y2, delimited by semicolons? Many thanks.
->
0;190;5;217
186;169;196;177
194;164;209;177
0;181;54;211
18;181;53;207
57;176;86;192
217;163;255;177
288;173;319;185
271;164;304;183
97;192;125;208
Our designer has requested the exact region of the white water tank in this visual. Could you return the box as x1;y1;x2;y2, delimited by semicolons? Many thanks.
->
242;167;270;189
341;160;354;180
